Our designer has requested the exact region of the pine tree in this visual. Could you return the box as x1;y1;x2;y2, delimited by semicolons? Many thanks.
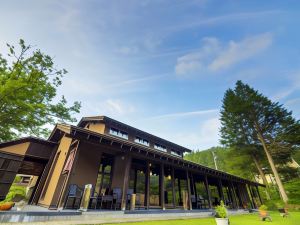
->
220;80;299;203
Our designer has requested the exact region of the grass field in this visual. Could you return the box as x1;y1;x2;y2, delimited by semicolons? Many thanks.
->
102;211;300;225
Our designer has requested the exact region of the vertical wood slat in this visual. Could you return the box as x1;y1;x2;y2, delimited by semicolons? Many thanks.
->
57;139;80;208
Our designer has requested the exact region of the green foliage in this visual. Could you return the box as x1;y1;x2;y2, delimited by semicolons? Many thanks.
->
13;175;21;183
285;179;300;205
0;184;26;203
215;200;227;218
264;199;285;210
220;80;298;168
185;147;256;180
293;149;300;164
0;39;81;141
259;204;268;211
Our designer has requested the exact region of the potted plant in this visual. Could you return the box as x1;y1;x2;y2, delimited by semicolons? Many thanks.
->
215;200;229;225
0;201;15;211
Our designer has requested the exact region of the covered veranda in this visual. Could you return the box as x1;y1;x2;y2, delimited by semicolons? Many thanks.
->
48;125;264;212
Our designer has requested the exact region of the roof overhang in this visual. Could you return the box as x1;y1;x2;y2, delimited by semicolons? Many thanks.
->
52;124;265;187
0;137;57;159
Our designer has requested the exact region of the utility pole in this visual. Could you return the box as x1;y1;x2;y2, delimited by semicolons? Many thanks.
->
212;151;218;170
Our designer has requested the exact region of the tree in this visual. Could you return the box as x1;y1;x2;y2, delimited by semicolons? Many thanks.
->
0;39;81;141
220;80;299;203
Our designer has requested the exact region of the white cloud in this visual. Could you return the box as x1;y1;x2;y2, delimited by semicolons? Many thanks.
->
272;72;300;101
199;117;221;145
150;109;218;120
117;46;139;55
209;33;272;71
158;117;221;150
175;37;220;75
102;99;135;115
175;33;272;75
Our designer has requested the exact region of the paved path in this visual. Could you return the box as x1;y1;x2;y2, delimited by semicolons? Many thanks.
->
1;208;249;225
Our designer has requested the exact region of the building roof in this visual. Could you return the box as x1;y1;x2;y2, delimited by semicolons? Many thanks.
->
50;123;265;187
78;115;192;153
0;136;56;149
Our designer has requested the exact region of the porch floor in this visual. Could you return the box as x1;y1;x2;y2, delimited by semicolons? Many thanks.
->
0;205;250;224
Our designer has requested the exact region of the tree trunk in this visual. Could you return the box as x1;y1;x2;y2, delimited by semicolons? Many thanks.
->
257;132;288;203
252;155;271;200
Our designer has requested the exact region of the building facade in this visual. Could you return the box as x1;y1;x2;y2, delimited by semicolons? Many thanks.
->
0;116;264;210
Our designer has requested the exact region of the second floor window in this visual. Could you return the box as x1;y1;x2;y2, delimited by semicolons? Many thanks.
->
171;150;181;157
109;128;128;139
154;143;167;152
135;136;149;146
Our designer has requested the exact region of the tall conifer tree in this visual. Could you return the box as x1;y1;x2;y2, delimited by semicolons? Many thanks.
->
220;80;299;203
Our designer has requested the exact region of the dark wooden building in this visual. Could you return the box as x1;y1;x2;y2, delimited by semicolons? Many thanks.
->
0;116;264;210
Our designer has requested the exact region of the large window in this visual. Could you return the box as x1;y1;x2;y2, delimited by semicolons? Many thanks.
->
95;154;114;195
164;166;174;208
154;143;167;152
129;159;147;208
170;150;181;157
134;136;149;146
109;127;128;139
174;169;187;207
149;163;160;207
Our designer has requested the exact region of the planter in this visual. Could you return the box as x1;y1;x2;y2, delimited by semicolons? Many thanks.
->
215;218;229;225
0;202;15;211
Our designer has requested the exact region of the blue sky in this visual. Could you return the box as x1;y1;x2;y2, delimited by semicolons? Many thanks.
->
1;0;300;150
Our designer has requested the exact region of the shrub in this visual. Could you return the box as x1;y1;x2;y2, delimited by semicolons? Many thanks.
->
215;200;227;218
259;204;268;211
0;185;26;204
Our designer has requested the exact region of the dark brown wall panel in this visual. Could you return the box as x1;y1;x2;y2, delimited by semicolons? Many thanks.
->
69;142;103;188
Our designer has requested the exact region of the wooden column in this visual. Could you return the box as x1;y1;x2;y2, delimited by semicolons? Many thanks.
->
186;170;192;210
243;184;252;208
204;175;212;209
256;185;263;205
145;162;150;209
230;181;238;209
120;155;132;210
236;184;244;207
248;184;256;209
218;179;224;202
227;183;235;209
171;167;176;208
160;164;165;210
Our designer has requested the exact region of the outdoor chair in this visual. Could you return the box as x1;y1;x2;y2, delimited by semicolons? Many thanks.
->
88;186;99;209
259;210;272;221
112;188;122;210
100;194;114;209
126;188;134;209
196;196;206;209
64;184;83;209
278;208;289;217
191;195;196;209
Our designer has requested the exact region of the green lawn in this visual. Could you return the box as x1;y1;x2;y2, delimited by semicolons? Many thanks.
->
102;211;300;225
